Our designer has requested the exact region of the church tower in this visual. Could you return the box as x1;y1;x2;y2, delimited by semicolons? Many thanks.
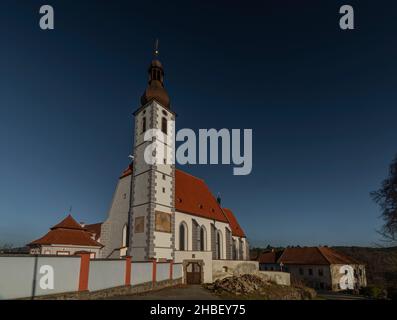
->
128;47;176;261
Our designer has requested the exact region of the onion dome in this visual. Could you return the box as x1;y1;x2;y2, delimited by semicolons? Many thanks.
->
140;59;171;109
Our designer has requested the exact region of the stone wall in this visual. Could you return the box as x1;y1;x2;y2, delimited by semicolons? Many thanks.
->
212;260;290;286
257;271;291;286
29;278;183;300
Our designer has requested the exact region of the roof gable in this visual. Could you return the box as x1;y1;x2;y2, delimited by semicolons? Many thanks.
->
51;215;85;231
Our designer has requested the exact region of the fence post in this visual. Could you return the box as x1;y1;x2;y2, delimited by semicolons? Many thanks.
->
125;256;132;286
169;260;174;281
77;252;90;292
152;259;157;285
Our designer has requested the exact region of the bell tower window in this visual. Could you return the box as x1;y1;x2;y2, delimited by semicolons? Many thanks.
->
161;117;168;135
142;117;147;133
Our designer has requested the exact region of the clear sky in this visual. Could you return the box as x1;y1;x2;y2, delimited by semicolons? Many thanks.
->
0;0;396;248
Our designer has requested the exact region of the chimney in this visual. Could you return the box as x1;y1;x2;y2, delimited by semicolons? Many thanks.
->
80;222;85;228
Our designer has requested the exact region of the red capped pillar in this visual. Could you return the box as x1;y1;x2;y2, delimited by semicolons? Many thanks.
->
77;252;91;292
125;256;132;286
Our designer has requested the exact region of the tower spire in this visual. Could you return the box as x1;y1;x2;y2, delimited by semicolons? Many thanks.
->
154;39;159;57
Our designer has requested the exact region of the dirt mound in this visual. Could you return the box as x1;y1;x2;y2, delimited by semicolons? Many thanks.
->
204;274;316;300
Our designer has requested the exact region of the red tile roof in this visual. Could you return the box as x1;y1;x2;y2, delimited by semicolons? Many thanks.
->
258;251;278;264
277;247;361;265
175;170;229;223
51;215;86;231
119;164;133;179
223;208;246;237
85;223;102;241
28;215;103;248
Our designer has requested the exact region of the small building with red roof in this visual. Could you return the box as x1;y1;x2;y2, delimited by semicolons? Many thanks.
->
28;215;103;258
257;247;366;291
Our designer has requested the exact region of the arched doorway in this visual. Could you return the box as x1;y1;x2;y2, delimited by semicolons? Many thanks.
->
183;260;204;285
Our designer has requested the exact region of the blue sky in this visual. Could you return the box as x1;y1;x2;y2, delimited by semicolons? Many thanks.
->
0;0;396;247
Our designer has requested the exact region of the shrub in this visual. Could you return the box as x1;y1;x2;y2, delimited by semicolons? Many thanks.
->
360;286;387;299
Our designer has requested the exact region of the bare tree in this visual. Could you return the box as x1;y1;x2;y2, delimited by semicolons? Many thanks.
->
0;243;14;252
371;154;397;244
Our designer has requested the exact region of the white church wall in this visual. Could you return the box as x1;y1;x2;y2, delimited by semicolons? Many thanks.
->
130;204;149;253
174;211;232;260
214;222;232;260
100;175;131;258
154;171;173;206
133;174;150;205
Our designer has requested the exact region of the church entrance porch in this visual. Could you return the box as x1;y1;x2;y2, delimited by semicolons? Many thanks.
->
183;260;204;285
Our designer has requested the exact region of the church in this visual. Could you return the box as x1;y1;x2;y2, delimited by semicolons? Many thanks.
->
29;50;250;284
101;52;250;266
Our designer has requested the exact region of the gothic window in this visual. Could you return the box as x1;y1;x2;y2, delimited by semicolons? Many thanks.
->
200;226;207;251
232;239;237;260
216;230;222;259
161;117;167;135
122;224;128;247
142;117;147;133
179;222;188;251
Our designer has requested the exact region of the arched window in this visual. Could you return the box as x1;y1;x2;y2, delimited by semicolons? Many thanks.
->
232;239;237;260
200;226;207;251
161;117;168;135
122;224;128;248
179;222;188;251
216;230;223;259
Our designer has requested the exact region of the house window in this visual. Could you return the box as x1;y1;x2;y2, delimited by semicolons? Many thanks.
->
142;117;147;133
122;193;127;199
232;239;237;260
318;268;324;277
56;251;70;256
161;117;168;135
299;268;304;275
162;174;166;180
179;222;187;251
308;268;313;276
162;187;166;193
